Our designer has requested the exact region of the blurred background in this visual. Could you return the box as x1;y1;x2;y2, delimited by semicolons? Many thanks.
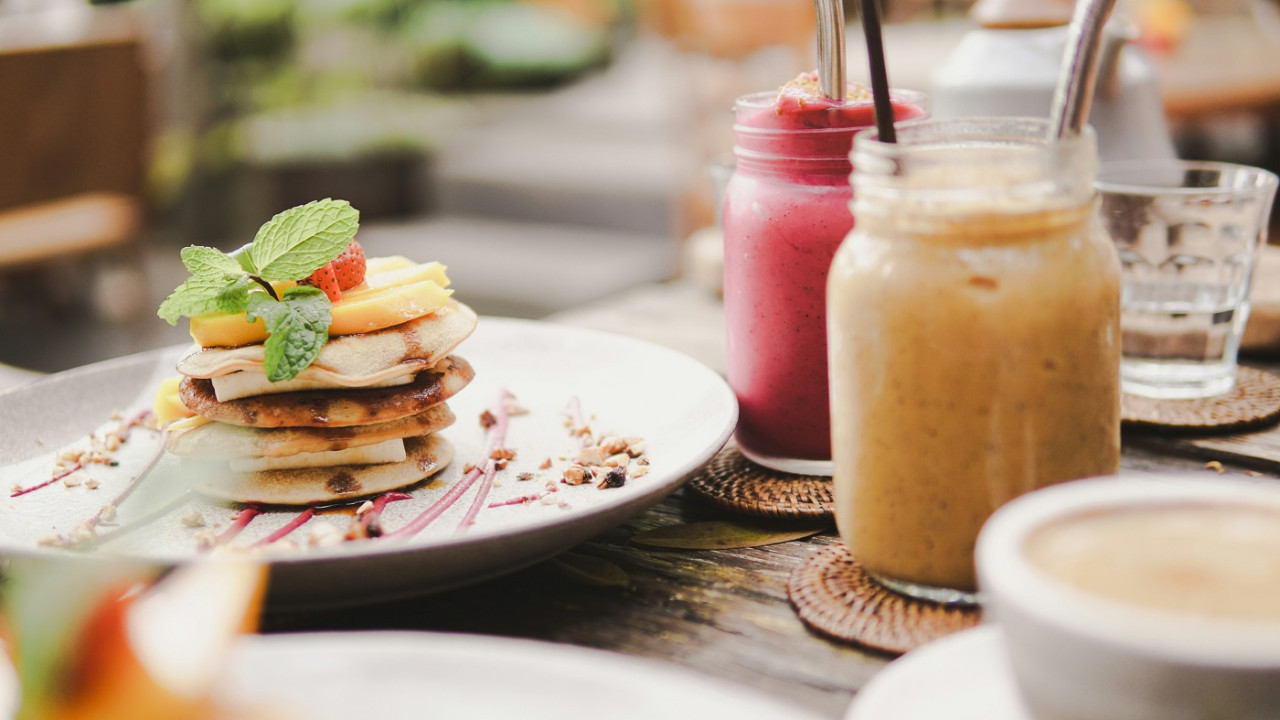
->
0;0;1277;374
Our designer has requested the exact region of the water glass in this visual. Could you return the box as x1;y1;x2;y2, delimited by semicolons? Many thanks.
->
1097;160;1278;399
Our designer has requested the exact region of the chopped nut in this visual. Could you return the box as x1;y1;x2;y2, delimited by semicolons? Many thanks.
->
69;524;96;547
576;446;607;466
104;434;123;451
491;448;516;461
84;478;101;490
597;466;627;490
308;522;345;548
345;520;373;542
98;504;117;523
505;401;530;416
637;457;650;466
626;440;647;458
463;463;476;474
600;436;627;455
539;493;559;505
517;472;535;482
194;530;218;551
1205;460;1225;474
563;466;589;486
539;457;553;470
181;509;206;528
10;484;22;495
356;500;375;517
479;410;498;429
631;464;650;478
62;473;84;488
495;459;509;470
37;534;65;548
604;453;630;468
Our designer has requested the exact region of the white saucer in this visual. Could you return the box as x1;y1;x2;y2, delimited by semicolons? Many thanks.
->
845;625;1033;720
0;631;824;720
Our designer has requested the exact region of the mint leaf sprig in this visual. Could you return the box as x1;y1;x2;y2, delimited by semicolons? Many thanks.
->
158;199;359;382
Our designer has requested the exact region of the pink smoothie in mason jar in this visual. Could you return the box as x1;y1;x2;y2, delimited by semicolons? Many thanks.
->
723;74;926;474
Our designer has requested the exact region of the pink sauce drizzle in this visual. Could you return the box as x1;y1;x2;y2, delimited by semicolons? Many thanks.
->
10;409;153;498
565;395;590;449
213;505;262;547
11;463;82;498
252;507;315;548
349;491;412;538
385;389;512;541
455;461;498;533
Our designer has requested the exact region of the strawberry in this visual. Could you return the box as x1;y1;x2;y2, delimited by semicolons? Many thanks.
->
304;264;342;302
301;239;366;302
332;239;366;291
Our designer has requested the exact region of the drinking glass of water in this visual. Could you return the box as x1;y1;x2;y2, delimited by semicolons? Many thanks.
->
1097;160;1278;399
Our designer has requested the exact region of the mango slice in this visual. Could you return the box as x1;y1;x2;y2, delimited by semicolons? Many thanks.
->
188;261;452;348
152;377;196;426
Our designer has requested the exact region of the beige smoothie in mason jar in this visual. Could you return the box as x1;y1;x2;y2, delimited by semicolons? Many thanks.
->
827;117;1121;604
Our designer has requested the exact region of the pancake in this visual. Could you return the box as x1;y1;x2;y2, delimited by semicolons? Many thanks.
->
189;435;454;506
176;299;478;385
166;403;455;459
179;355;474;428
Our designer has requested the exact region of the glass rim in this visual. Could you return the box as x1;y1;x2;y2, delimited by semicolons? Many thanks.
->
853;116;1095;156
734;87;928;113
1096;159;1280;195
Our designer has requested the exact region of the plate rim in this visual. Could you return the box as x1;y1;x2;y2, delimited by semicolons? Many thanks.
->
226;629;823;719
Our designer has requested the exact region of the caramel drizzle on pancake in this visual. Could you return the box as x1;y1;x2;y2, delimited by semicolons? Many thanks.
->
191;435;455;506
166;403;456;459
179;355;474;429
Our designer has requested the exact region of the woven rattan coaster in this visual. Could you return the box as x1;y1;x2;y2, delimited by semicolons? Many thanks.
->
686;446;834;520
788;544;982;656
1122;366;1280;433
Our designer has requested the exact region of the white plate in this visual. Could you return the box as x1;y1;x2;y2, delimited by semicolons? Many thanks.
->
0;631;823;720
0;318;736;608
845;625;1032;720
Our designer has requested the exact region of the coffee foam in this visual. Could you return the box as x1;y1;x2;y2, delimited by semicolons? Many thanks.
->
977;475;1280;666
1026;504;1280;623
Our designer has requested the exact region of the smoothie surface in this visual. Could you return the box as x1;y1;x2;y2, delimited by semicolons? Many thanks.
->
740;71;925;132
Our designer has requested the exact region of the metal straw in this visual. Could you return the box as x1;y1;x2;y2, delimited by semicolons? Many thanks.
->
814;0;846;102
1049;0;1118;139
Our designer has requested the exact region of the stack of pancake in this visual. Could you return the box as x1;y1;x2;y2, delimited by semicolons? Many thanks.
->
164;300;477;506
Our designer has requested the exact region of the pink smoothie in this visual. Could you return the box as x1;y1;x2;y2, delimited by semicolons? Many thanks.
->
723;76;925;469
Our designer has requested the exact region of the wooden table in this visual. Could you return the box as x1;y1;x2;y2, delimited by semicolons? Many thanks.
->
260;281;1280;720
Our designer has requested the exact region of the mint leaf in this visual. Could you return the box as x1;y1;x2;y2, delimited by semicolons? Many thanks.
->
158;277;232;324
246;286;332;381
158;275;257;325
214;276;258;315
247;199;359;282
230;243;257;274
180;246;243;279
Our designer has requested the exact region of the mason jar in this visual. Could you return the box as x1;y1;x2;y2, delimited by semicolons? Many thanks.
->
827;117;1121;604
722;86;926;475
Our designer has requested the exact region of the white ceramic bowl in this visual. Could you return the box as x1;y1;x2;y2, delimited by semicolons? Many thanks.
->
976;474;1280;720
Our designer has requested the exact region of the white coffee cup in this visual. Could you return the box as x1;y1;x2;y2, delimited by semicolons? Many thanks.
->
976;474;1280;720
